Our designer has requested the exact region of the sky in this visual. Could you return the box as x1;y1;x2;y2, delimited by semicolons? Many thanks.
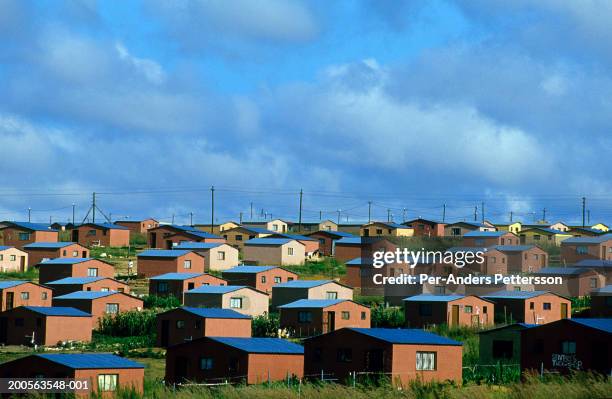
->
1;0;611;226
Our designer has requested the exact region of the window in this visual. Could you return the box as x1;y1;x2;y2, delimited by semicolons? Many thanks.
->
105;303;119;314
194;320;201;329
0;255;3;261
261;276;267;283
235;235;243;241
452;228;461;236
341;311;350;320
41;292;48;300
416;352;436;371
20;292;29;300
15;318;24;327
561;341;576;354
183;260;192;269
62;250;67;256
287;277;294;281
72;250;78;257
464;305;473;313
272;224;279;231
419;303;433;316
176;320;185;329
361;311;367;320
101;287;109;292
376;229;383;235
10;255;16;261
18;232;31;241
590;278;598;289
157;282;168;292
298;311;312;323
483;306;488;314
576;246;588;255
543;303;551;310
87;268;98;277
200;358;214;370
217;251;225;261
230;297;242;309
326;291;338;299
274;276;281;284
97;374;118;392
336;348;352;362
529;302;535;310
288;247;294;256
87;229;97;236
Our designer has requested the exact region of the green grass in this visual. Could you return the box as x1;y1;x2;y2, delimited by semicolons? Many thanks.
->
0;267;39;280
283;258;346;279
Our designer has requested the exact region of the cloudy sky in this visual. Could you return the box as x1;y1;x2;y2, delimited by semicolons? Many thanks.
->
1;0;611;226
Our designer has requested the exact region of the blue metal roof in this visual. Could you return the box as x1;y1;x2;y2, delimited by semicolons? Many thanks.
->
245;238;294;246
335;237;362;245
186;285;246;294
137;249;191;258
567;318;612;334
479;323;537;334
447;221;487;228
174;242;222;250
270;233;315;241
524;227;570;235
46;277;105;285
36;354;144;369
403;294;465;302
53;291;117;300
238;226;276;234
483;290;549;299
535;267;587;276
311;230;354;238
591;285;612;294
464;231;506;237
149;272;203;280
23;306;91;317
181;230;222;239
0;221;57;232
23;242;75;249
348;328;462;346
180;307;251;319
278;299;348;308
346;257;373;265
222;266;277;274
38;258;91;265
446;246;487;254
493;245;536;252
562;234;612;244
0;246;11;251
0;281;28;290
209;337;304;354
273;280;332;289
78;223;130;231
574;259;612;268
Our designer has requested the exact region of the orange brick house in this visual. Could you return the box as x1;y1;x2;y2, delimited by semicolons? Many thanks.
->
71;223;130;247
0;222;58;249
45;277;130;296
137;250;206;278
37;258;115;285
482;290;571;325
149;272;227;302
221;266;298;294
23;242;90;267
0;281;52;311
115;218;159;234
403;294;494;328
52;291;143;327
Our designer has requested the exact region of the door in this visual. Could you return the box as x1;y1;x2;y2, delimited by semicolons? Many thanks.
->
165;240;173;249
19;257;25;272
323;311;335;333
174;356;189;382
561;303;568;319
6;293;14;310
187;282;195;290
71;229;79;242
82;251;87;258
365;349;384;372
161;320;170;347
451;305;459;326
149;232;157;248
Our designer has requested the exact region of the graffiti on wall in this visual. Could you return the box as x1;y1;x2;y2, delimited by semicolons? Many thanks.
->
551;353;582;369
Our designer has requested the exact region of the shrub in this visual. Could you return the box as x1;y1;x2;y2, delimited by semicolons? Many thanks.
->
97;310;157;336
252;313;280;337
371;305;404;328
144;295;181;309
130;233;147;246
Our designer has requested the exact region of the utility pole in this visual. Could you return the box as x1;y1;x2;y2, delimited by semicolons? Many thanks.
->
49;215;52;224
250;202;253;221
474;206;478;222
28;207;31;222
239;212;243;224
171;214;175;224
368;201;372;223
542;208;546;222
72;203;75;225
190;212;193;226
92;192;96;223
442;204;446;223
481;201;485;223
387;209;391;222
298;189;303;232
109;213;112;222
337;209;341;225
319;210;322;221
582;197;586;227
402;208;407;222
587;210;591;224
210;186;215;233
510;211;513;223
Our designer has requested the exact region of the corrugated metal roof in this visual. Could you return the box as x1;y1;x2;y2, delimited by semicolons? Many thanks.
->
479;323;537;335
181;307;251;319
278;299;347;308
562;234;612;244
53;291;117;300
46;277;105;285
346;257;373;265
464;231;507;237
483;290;548;299
0;246;12;251
523;227;570;235
0;222;57;232
36;354;144;369
38;258;91;265
186;285;246;294
23;306;91;317
335;237;363;245
209;337;304;354
310;231;354;238
270;233;315;241
591;285;612;294
403;294;465;302
574;259;612;268
181;230;222;239
149;272;203;280
244;238;294;246
137;249;191;258
239;226;276;234
222;266;277;274
535;267;587;275
0;281;27;289
174;242;222;250
23;242;75;249
493;245;536;252
348;328;462;346
81;223;130;230
567;318;612;334
446;246;488;253
273;280;332;289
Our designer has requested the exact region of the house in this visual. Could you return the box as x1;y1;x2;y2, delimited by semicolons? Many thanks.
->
45;277;130;296
278;299;370;337
149;272;227;301
306;231;355;256
50;222;72;231
0;246;28;272
243;238;306;266
478;323;536;365
572;259;612;284
0;306;92;345
494;222;522;235
521;318;612;375
304;328;462;386
492;245;547;273
590;223;609;232
23;242;89;267
445;247;506;275
560;234;612;264
482;290;571;325
590;285;612;317
403;294;494;328
114;218;159;234
531;267;606;297
444;222;495;237
271;280;353;309
343;256;411;296
194;221;241;235
242;219;289;233
222;266;298;294
52;291;144;327
136;249;206;278
37;258;115;285
568;227;606;237
403;218;446;237
360;222;414;237
519;227;573;246
0;281;52;311
337;223;363;235
165;337;303;385
268;233;320;259
156;307;251;347
183;285;269;317
0;221;58;249
173;242;240;271
147;225;225;249
333;237;364;262
221;226;274;249
0;354;145;394
71;223;130;247
462;231;519;247
289;220;338;234
548;222;571;232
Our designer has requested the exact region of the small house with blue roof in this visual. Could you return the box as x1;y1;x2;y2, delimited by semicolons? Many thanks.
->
533;267;606;297
403;218;446;237
114;218;159;234
52;290;143;327
0;221;59;249
243;237;306;267
272;279;353;309
463;230;519;247
0;245;28;273
278;299;370;337
304;327;462;386
148;272;227;302
519;226;573;246
22;241;89;268
221;265;298;294
146;224;225;249
0;305;93;346
289;219;338;234
0;280;52;311
444;221;496;237
521;318;612;374
0;353;145;394
220;226;276;249
136;249;206;278
172;241;240;271
71;222;130;248
403;294;495;328
156;306;251;347
45;276;130;297
37;257;115;285
183;285;269;317
165;336;303;385
305;229;355;256
483;290;571;324
478;323;536;364
360;221;414;238
561;233;612;264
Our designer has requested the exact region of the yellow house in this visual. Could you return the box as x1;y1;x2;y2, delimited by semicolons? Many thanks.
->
591;223;609;232
195;221;240;235
242;219;288;233
290;220;338;234
495;222;522;234
360;222;414;237
221;226;273;249
518;227;573;246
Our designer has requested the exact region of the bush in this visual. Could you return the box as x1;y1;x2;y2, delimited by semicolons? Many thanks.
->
252;313;280;337
371;305;404;328
144;295;181;309
130;233;147;246
97;310;157;336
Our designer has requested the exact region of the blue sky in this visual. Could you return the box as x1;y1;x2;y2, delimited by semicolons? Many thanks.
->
1;0;611;226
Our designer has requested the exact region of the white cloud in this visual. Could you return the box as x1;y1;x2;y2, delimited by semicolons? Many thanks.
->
115;43;166;85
